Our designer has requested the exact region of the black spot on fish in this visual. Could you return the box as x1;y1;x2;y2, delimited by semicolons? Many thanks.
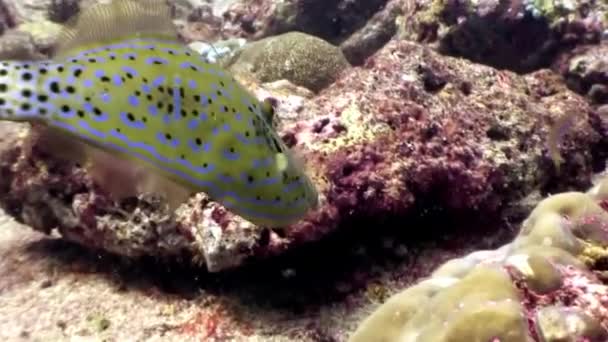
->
180;88;184;98
88;58;96;63
61;105;70;112
216;90;221;96
100;76;110;82
21;103;30;111
202;162;208;168
195;138;202;145
142;78;148;83
220;81;225;87
181;109;187;117
129;56;136;61
74;69;82;77
208;98;213;104
275;196;281;202
116;128;121;133
77;110;85;117
50;82;60;93
194;95;200;102
152;60;162;65
248;106;253;112
165;133;172;140
223;105;228;112
22;72;32;81
135;90;141;96
247;175;254;183
245;131;250;137
21;89;31;97
256;195;261;201
57;66;64;72
127;113;135;121
158;86;164;93
146;94;153;101
229;147;235;153
37;94;48;102
0;69;7;76
38;108;47;115
0;98;5;106
126;73;133;79
157;102;163;109
142;117;147;123
167;104;173;113
93;107;102;115
39;68;47;74
66;86;75;93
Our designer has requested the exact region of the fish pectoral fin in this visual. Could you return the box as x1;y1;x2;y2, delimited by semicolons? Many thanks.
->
55;0;178;58
84;146;141;201
135;170;194;212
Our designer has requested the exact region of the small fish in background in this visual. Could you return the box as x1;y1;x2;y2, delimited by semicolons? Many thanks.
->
0;0;318;228
547;111;578;174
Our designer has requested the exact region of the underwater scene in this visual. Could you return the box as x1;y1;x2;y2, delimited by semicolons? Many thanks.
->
0;0;608;340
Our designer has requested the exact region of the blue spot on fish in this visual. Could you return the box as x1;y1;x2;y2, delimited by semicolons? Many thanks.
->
120;112;146;129
122;66;138;76
223;150;239;161
83;79;94;87
146;57;168;65
156;132;179;148
78;120;106;139
187;119;199;130
188;80;197;89
83;102;94;113
152;76;165;87
113;74;123;86
147;104;158;116
95;70;105;78
128;95;139;107
180;61;199;71
100;93;111;103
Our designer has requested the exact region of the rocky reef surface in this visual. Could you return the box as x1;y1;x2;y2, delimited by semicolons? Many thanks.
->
0;0;607;340
351;176;608;342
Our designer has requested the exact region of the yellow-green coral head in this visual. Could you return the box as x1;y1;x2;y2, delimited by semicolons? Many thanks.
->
0;0;319;228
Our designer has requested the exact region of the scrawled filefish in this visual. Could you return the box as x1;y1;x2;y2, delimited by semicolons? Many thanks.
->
0;0;318;228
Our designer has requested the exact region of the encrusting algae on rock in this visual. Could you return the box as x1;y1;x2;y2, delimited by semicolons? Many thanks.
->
0;0;318;229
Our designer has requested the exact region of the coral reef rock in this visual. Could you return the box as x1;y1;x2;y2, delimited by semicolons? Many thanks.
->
0;36;604;272
227;31;351;93
350;176;608;342
400;0;607;72
553;42;608;105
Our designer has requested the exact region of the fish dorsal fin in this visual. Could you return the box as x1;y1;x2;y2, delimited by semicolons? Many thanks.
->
55;0;178;57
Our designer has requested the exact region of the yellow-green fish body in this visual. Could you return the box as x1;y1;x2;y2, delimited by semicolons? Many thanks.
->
0;0;318;228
